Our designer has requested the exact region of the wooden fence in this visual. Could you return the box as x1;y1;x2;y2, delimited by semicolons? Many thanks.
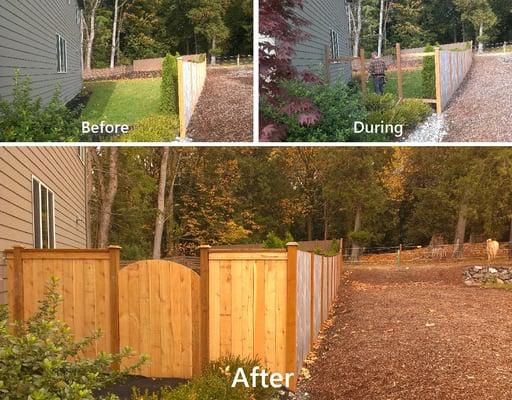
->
177;54;207;140
5;246;120;357
5;244;343;387
435;46;473;113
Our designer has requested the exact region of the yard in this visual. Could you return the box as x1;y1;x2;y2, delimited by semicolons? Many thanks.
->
82;78;163;126
367;69;425;99
298;261;512;399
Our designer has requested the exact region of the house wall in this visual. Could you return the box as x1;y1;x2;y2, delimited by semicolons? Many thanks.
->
0;147;88;304
0;0;83;105
293;0;351;83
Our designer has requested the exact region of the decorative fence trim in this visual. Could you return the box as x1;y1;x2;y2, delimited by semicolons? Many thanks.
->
5;243;343;388
177;54;207;139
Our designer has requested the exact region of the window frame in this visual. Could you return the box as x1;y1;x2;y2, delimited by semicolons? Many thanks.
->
32;176;56;249
56;34;68;74
330;29;340;61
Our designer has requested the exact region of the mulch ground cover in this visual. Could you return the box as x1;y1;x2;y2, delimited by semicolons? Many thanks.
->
95;376;187;399
444;54;512;142
187;66;253;142
298;263;512;399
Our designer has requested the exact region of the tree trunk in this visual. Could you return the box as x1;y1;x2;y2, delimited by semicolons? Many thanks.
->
351;207;362;262
84;0;102;71
97;148;119;248
110;0;119;68
354;0;362;57
478;23;484;53
323;202;329;241
211;37;217;65
165;151;182;257
86;148;93;247
153;147;170;259
306;214;313;241
115;10;125;64
453;203;468;258
377;0;385;57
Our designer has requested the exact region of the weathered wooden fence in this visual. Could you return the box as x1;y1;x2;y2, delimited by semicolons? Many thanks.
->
6;243;343;387
435;46;473;113
177;54;207;140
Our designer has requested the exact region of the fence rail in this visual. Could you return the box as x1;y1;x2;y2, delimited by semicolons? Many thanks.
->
177;54;207;139
5;243;343;388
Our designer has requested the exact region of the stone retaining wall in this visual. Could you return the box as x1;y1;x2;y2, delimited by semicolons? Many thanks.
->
464;266;512;286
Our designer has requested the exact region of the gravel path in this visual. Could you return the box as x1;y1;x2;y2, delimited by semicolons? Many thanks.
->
404;113;449;142
444;54;512;142
187;66;253;142
298;263;512;399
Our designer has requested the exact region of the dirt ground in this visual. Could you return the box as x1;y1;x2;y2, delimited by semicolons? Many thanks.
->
187;66;253;142
444;54;512;142
298;262;512;400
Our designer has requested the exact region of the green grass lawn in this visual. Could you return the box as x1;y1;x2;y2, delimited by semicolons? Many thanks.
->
368;69;426;99
82;78;162;125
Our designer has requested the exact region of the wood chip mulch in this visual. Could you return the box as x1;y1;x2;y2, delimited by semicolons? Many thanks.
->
298;263;512;400
444;54;512;142
187;66;253;142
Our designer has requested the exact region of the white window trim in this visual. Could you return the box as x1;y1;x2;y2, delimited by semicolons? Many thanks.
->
32;176;56;249
57;34;68;74
330;29;340;61
77;147;86;164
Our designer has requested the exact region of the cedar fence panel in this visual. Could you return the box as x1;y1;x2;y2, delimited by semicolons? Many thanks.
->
296;251;312;373
177;54;208;139
118;260;201;378
5;246;120;357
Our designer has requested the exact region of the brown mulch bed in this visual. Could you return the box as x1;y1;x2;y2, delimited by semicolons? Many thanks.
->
444;55;512;142
95;376;186;399
298;263;512;399
187;66;253;142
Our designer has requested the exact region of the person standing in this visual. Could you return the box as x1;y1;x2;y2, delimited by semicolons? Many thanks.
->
368;52;387;95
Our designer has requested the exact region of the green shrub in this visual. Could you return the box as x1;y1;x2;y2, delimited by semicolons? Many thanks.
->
363;92;395;112
160;53;179;115
0;72;82;142
130;356;279;400
0;278;147;400
422;44;436;99
262;231;294;248
366;99;432;134
121;114;179;142
262;79;367;142
347;230;375;247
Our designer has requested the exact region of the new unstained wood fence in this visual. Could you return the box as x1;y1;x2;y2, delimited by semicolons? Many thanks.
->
177;54;207;139
5;243;342;388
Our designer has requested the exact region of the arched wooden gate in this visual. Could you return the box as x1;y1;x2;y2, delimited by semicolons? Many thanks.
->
118;260;201;378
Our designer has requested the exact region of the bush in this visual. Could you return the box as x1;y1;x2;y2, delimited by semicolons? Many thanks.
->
160;53;179;115
121;114;179;142
0;278;147;400
262;79;367;142
366;99;432;135
130;356;279;400
363;93;395;112
0;72;82;142
262;231;294;248
422;44;436;99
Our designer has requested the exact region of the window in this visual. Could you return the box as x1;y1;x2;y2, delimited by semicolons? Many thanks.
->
76;9;81;25
330;30;340;60
77;147;86;163
33;178;56;249
56;35;67;73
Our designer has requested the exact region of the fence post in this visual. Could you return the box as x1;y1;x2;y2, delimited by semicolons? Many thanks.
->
286;242;298;390
396;43;404;101
360;48;367;95
397;244;402;268
108;246;121;359
11;246;25;322
177;56;186;140
237;54;240;66
199;245;211;370
309;251;315;352
434;47;442;114
324;45;331;85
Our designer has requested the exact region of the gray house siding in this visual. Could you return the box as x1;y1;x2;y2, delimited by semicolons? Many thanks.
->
293;0;351;84
0;0;83;105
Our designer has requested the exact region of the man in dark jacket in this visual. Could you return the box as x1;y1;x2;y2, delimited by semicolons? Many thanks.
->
368;52;387;95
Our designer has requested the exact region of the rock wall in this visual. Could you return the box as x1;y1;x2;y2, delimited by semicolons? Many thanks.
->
464;266;512;286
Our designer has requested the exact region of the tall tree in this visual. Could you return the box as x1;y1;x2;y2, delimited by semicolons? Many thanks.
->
83;0;103;70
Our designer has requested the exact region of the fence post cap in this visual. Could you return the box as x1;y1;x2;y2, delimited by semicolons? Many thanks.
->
286;242;299;247
108;245;122;250
198;244;211;249
13;245;25;249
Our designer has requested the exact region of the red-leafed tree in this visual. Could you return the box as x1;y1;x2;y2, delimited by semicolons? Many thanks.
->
259;0;323;141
